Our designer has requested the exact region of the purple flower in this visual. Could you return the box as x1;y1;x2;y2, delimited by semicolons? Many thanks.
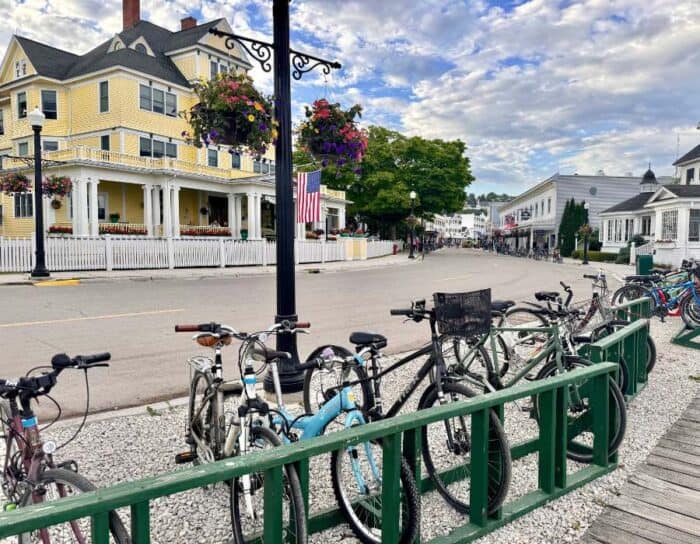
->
321;159;328;168
354;167;362;175
272;139;278;146
209;129;219;141
259;123;267;131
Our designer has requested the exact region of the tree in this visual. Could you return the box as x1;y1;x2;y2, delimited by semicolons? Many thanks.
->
558;198;588;257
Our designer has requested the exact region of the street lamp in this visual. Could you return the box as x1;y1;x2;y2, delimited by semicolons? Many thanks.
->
582;202;590;265
29;106;49;279
408;190;417;259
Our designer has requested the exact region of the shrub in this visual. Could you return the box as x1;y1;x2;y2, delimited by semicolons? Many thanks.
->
571;249;617;262
616;247;630;264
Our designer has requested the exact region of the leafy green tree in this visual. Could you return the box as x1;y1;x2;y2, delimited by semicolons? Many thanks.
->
558;199;588;257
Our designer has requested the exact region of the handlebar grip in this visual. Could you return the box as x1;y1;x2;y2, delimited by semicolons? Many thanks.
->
295;322;311;329
559;281;570;290
80;352;111;365
583;274;597;279
390;309;413;316
297;357;322;371
175;324;200;332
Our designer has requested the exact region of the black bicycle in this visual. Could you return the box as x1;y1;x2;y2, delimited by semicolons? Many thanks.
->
303;291;512;516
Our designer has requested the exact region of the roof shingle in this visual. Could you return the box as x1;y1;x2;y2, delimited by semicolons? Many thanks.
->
673;144;700;166
600;192;655;214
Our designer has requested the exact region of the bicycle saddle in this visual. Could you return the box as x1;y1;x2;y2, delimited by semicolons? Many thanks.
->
491;300;515;314
349;332;388;350
534;291;559;302
623;274;659;282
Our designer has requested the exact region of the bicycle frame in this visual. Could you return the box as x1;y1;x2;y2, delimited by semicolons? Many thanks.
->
650;280;700;309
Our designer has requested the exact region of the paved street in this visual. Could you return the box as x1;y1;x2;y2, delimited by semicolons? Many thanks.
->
0;249;621;415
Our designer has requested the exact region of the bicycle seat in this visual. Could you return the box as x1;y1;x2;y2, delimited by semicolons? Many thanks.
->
349;332;387;350
491;300;515;314
253;347;291;361
534;291;559;302
572;334;593;343
623;274;659;282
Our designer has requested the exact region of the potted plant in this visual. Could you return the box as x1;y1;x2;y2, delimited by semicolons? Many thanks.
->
182;73;275;159
0;173;31;194
42;175;72;198
297;99;368;173
50;199;62;210
109;212;120;223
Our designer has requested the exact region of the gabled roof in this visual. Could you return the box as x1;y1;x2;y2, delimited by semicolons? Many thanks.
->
673;144;700;166
5;18;238;89
662;185;700;198
600;192;654;214
14;36;78;80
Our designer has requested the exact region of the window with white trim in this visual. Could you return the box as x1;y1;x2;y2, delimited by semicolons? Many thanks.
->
208;148;218;167
661;210;678;240
14;193;33;218
689;210;700;242
101;135;110;151
231;153;241;169
41;90;57;120
548;198;551;214
17;91;27;118
43;141;58;152
99;81;109;113
209;59;231;79
140;137;176;158
139;85;177;117
18;142;28;156
641;215;652;236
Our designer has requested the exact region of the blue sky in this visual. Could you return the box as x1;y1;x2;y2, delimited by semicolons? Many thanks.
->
2;0;699;195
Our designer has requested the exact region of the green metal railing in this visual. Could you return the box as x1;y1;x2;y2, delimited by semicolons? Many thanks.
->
0;363;618;544
611;296;652;322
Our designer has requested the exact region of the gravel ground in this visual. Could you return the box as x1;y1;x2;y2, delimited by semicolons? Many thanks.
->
2;316;697;543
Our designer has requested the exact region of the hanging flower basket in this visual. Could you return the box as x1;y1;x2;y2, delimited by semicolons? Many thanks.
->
297;99;368;174
0;173;31;195
181;73;275;159
50;199;62;210
43;175;72;198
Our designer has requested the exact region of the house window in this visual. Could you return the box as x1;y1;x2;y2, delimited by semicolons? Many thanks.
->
625;219;634;241
689;210;700;242
269;161;275;174
152;89;164;114
165;93;176;117
18;142;28;156
661;210;678;240
166;142;177;158
641;215;652;236
548;198;551;214
41;90;57;119
152;140;165;158
139;85;152;110
14;61;20;78
208;148;218;167
17;92;27;118
253;159;261;173
231;153;241;169
0;109;4;135
101;135;110;151
0;205;3;225
687;168;695;185
135;43;147;54
210;60;218;80
22;61;26;76
99;81;109;113
139;136;176;158
139;137;151;157
14;193;33;218
43;141;59;152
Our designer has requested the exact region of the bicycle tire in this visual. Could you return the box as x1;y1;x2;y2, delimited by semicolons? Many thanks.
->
19;468;130;544
330;435;419;544
680;292;700;329
188;370;222;464
419;381;511;515
498;307;550;366
612;284;653;307
533;356;627;463
302;345;374;416
230;425;307;544
591;319;656;376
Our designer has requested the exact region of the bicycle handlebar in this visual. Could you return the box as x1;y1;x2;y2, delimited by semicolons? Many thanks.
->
583;274;598;280
390;309;413;316
175;323;218;333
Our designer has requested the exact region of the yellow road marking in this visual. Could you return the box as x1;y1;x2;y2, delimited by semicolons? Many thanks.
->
34;279;81;287
0;309;185;329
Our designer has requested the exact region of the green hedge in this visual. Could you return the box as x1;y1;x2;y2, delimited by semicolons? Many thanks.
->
570;250;617;262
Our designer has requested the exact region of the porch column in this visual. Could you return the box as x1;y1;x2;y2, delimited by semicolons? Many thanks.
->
78;179;89;236
88;179;99;237
255;193;262;239
247;192;256;240
152;186;161;236
338;206;346;230
529;226;534;249
171;185;180;238
143;184;153;236
227;193;237;238
71;179;82;236
162;185;172;238
234;195;242;238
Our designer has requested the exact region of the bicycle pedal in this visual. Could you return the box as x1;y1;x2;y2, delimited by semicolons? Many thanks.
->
174;451;196;464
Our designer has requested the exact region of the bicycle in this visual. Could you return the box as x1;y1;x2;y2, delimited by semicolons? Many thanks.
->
0;352;130;543
174;320;307;544
303;291;512;517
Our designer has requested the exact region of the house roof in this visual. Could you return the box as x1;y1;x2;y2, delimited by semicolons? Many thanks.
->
10;19;231;88
640;167;657;185
673;144;700;166
662;185;700;198
600;192;655;214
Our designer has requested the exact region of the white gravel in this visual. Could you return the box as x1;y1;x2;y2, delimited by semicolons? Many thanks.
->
3;317;697;543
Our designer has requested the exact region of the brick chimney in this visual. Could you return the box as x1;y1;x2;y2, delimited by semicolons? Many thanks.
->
123;0;140;31
181;16;197;30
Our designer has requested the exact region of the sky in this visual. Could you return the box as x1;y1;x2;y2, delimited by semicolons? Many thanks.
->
1;0;699;195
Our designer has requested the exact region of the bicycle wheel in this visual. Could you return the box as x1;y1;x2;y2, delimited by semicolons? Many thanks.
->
646;335;657;374
450;337;501;380
303;345;374;416
680;292;700;329
533;357;627;463
188;370;221;464
19;468;129;544
612;284;652;306
591;319;656;377
419;381;511;515
498;308;550;368
230;426;306;544
330;433;419;544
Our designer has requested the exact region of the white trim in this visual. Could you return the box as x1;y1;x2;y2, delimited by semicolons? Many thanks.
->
16;140;29;156
62;66;191;92
40;88;58;120
108;35;126;53
15;90;27;120
128;36;155;57
166;45;251;69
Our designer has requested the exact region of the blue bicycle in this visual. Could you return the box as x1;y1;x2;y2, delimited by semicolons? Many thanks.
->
233;322;420;544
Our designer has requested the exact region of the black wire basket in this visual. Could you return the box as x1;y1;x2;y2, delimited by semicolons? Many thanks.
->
433;289;492;338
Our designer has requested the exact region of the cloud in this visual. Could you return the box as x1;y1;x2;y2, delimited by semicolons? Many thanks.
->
1;0;698;194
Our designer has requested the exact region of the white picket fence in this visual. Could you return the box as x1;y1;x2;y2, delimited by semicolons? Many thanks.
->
0;236;399;273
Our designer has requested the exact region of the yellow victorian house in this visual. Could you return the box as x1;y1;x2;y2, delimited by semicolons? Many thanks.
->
0;0;348;242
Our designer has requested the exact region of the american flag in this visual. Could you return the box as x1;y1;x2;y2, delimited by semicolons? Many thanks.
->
296;170;321;223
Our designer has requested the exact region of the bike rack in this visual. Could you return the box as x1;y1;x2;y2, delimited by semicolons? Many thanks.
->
671;325;700;350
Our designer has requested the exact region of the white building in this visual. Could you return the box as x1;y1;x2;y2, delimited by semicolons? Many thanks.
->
424;213;462;240
600;148;700;266
459;207;487;238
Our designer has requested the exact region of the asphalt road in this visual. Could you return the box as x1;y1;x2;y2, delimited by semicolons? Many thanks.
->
0;249;616;415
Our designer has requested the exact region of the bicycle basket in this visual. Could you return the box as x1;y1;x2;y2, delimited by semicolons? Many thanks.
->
433;289;491;337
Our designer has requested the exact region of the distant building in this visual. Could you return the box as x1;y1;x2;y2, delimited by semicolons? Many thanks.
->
423;213;462;241
459;207;487;238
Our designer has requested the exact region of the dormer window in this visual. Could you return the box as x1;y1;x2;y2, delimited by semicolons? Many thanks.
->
14;60;26;79
129;37;154;56
135;43;147;54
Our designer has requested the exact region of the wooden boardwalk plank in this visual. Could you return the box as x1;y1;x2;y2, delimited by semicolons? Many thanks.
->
653;446;700;466
656;438;699;456
638;464;700;491
646;454;700;478
609;495;700;537
587;520;659;544
661;430;698;446
595;508;699;544
622;482;700;519
630;471;700;499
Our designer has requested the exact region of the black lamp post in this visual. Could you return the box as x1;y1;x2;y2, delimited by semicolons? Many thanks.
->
408;190;417;259
582;202;590;265
211;2;341;393
29;107;49;279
